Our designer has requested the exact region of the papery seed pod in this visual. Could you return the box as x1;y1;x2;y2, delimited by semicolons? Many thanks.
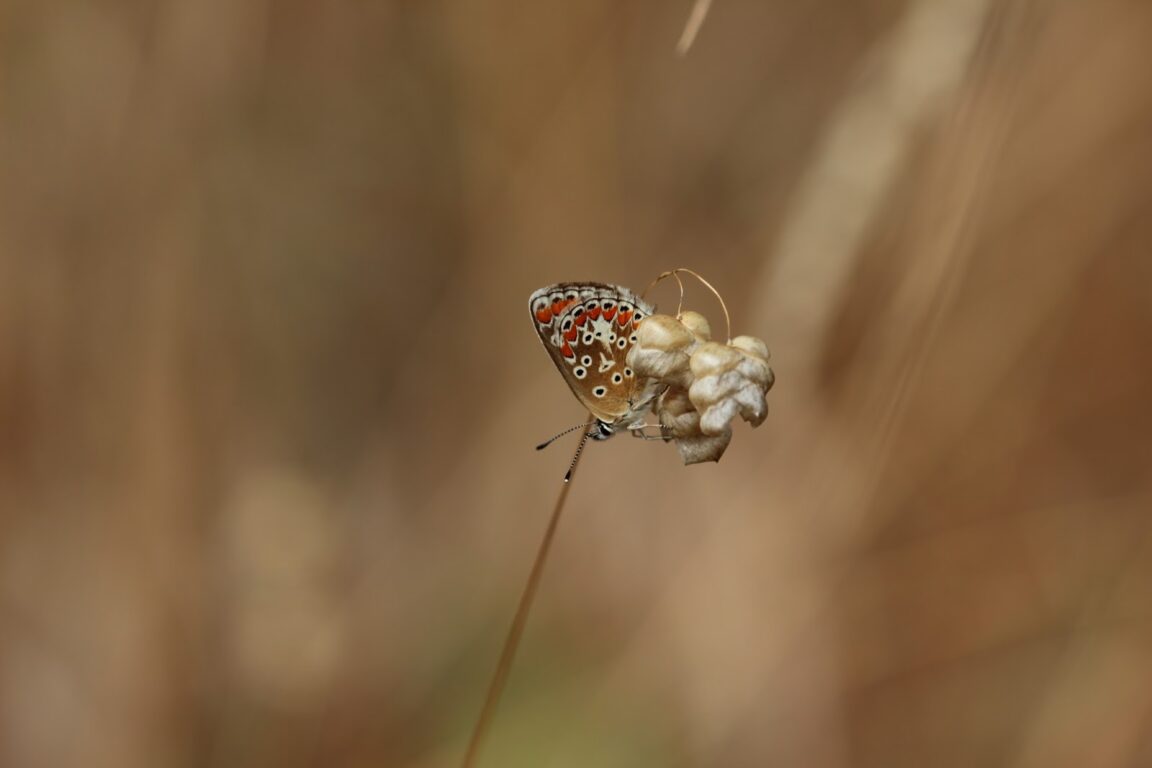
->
636;314;696;350
731;336;774;390
693;376;769;433
679;310;712;341
656;386;701;438
686;335;774;435
656;387;731;464
730;335;769;360
688;341;743;378
736;354;775;388
675;430;732;464
627;314;699;388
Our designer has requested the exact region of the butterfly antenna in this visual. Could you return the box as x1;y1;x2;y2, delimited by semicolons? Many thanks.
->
563;429;593;483
535;422;589;451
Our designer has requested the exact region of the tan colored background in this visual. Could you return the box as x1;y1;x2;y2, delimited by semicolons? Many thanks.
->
3;1;1152;766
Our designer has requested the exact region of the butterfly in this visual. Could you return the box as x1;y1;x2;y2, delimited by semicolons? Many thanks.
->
529;282;659;441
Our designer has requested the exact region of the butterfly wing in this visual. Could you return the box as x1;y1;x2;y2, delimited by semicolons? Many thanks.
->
529;282;655;426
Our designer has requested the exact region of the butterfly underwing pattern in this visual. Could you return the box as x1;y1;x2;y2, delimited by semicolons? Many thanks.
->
529;282;658;438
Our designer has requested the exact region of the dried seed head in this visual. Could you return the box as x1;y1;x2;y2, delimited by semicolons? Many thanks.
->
625;274;774;465
649;326;774;463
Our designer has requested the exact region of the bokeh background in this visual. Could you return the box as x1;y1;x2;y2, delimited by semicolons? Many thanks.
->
3;0;1152;766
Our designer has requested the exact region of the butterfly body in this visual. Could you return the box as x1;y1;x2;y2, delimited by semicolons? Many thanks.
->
529;282;658;437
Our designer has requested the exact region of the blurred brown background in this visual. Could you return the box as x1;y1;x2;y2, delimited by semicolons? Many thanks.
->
3;0;1152;766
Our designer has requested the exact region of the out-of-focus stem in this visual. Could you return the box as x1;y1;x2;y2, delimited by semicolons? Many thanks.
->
460;416;593;768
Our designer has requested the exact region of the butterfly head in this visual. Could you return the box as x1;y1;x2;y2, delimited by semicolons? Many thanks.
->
591;419;616;440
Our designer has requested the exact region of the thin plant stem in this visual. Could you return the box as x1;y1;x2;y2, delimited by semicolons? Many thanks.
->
461;415;594;768
643;267;732;342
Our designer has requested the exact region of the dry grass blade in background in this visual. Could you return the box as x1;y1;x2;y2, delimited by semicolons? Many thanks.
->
677;0;714;55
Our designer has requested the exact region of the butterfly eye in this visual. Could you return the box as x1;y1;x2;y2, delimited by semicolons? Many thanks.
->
592;386;606;398
581;355;592;366
573;367;587;379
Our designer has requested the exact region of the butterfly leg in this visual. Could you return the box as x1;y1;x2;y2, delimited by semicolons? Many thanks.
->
629;424;672;442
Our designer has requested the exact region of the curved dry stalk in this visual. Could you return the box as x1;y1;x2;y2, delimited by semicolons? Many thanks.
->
643;268;733;342
461;415;594;768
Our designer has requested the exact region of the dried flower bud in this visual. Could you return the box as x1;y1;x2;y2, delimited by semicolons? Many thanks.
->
657;386;731;464
730;335;768;360
627;314;699;389
730;336;774;389
678;310;712;341
688;339;774;435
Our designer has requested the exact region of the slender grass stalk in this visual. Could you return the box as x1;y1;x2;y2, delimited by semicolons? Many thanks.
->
461;417;593;768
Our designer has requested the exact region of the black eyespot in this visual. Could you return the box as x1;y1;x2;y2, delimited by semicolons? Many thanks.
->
612;373;623;384
617;338;627;349
603;300;615;309
566;292;578;301
588;300;600;309
634;312;644;321
562;318;573;331
595;331;601;338
620;303;632;312
581;355;592;366
593;386;606;397
583;333;594;344
624;368;633;377
629;334;637;343
574;367;586;379
573;307;584;317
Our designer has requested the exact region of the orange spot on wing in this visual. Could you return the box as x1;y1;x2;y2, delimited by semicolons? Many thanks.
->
535;308;552;324
575;313;589;327
602;306;617;321
564;326;579;342
561;340;574;358
588;307;601;320
617;309;633;327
